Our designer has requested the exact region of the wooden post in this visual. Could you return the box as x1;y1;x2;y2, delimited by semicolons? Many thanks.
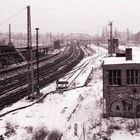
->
83;123;85;140
74;123;78;136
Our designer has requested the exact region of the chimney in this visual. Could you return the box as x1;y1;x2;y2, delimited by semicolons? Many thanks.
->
126;48;132;60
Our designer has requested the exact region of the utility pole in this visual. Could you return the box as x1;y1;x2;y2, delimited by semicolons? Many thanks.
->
8;24;12;46
83;124;85;140
127;28;129;45
35;28;40;95
57;32;59;40
49;32;52;45
27;5;34;96
108;21;113;56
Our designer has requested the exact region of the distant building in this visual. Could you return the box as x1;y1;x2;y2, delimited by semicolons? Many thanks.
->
0;45;24;67
53;40;60;49
102;48;140;118
16;45;49;60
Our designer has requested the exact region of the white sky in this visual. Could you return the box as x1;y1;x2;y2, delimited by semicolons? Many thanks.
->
0;0;140;35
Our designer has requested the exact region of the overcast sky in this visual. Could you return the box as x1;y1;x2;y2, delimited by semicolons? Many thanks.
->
0;0;140;35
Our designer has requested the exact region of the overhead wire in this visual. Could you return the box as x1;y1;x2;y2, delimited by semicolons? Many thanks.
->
0;7;26;26
0;6;28;65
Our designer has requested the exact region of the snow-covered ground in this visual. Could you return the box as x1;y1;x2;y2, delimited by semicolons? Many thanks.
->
0;45;140;140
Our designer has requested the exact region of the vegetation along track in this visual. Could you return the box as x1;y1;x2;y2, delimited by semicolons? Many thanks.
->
0;44;84;109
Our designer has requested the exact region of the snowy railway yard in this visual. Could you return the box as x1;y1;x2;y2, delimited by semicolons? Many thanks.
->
0;45;140;140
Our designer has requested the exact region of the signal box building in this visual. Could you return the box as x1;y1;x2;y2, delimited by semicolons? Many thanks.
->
102;48;140;118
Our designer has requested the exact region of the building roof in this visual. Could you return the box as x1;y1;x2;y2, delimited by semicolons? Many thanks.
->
16;44;51;51
103;56;140;65
103;47;140;65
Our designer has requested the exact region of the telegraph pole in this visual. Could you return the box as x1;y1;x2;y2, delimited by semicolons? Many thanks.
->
108;21;113;56
35;28;40;95
27;6;34;96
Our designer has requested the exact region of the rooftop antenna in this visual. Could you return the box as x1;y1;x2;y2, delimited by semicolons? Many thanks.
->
108;21;113;56
27;5;34;96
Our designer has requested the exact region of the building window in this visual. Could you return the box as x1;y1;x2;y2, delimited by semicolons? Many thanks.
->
108;70;121;85
127;70;140;85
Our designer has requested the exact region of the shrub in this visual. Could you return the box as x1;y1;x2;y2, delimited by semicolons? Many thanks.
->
47;130;62;140
106;124;114;136
4;121;16;138
106;124;121;137
126;124;135;132
102;136;111;140
25;126;33;134
32;126;49;140
113;125;121;130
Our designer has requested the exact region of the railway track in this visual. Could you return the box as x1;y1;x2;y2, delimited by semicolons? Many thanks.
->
61;45;106;87
0;44;84;109
0;50;62;79
0;46;71;93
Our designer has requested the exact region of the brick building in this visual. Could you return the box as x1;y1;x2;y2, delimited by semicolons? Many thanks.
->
102;48;140;118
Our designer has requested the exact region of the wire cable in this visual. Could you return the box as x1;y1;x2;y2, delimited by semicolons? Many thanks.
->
0;7;26;26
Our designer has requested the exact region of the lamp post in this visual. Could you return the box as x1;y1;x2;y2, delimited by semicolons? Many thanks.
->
35;27;40;95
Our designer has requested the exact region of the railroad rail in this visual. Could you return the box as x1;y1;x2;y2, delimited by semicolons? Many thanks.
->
0;44;84;109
